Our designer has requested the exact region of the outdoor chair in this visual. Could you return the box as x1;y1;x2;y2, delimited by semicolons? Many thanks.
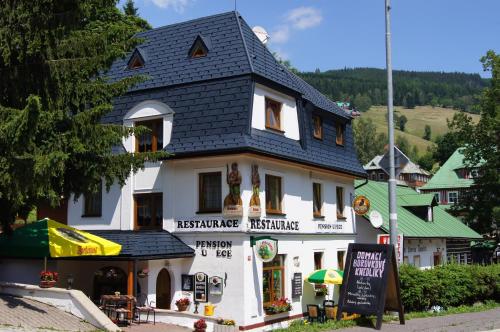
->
134;296;156;325
307;304;323;323
324;304;336;321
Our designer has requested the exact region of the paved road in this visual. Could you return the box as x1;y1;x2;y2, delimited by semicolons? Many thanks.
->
0;295;96;332
334;307;500;332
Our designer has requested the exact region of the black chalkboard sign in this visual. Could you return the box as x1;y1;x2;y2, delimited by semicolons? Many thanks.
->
194;272;208;303
291;273;302;298
336;243;404;330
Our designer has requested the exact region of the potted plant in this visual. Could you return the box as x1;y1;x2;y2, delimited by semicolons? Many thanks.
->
315;285;328;297
264;297;292;315
215;319;237;332
175;297;191;311
40;271;58;288
193;318;207;332
137;268;149;278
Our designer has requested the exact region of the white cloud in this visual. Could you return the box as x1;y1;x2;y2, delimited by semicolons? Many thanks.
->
271;25;290;44
272;48;290;62
150;0;192;13
285;6;323;30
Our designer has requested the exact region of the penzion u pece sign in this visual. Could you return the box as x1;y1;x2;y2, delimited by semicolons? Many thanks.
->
336;243;405;330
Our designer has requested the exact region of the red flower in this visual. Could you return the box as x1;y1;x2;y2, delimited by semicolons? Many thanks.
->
194;319;207;329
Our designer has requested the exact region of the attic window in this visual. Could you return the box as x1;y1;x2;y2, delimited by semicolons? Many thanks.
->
189;36;209;58
127;50;145;70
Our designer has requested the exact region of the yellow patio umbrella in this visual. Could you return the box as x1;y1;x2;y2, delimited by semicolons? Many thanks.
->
304;268;344;285
0;218;121;268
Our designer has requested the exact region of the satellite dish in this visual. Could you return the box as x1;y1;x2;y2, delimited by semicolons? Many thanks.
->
252;26;269;45
369;210;383;228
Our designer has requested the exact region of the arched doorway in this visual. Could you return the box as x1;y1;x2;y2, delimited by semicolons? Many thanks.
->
93;266;127;301
156;268;171;309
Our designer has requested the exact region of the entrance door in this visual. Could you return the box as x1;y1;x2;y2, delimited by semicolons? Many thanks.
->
156;268;171;309
433;252;441;266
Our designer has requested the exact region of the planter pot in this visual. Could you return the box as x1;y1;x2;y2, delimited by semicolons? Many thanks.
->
40;280;56;288
194;329;206;332
214;325;238;332
176;303;189;312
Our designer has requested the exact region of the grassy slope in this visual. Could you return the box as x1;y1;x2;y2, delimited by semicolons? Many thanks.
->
356;106;480;155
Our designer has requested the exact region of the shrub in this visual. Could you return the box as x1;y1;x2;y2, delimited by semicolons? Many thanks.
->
399;263;500;312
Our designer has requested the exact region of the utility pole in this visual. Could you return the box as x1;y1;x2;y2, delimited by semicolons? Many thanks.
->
385;0;398;258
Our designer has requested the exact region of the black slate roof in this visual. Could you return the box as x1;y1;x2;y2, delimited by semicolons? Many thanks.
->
105;11;348;119
102;11;366;178
88;230;194;260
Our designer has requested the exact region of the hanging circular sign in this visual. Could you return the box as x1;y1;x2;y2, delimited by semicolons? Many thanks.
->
253;238;278;262
353;195;370;215
369;210;383;228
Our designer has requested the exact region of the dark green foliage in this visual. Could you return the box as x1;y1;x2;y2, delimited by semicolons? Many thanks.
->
432;132;464;165
399;263;500;312
123;0;138;15
423;125;432;140
0;1;162;230
396;136;411;156
449;51;500;234
418;152;435;171
398;115;408;131
299;68;487;113
353;118;387;165
353;93;372;112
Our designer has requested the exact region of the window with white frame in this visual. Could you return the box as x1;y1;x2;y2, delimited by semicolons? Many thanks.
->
448;191;458;204
313;182;323;217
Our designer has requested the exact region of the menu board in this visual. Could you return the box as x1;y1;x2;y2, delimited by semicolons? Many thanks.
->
291;273;302;298
194;272;208;303
336;243;404;330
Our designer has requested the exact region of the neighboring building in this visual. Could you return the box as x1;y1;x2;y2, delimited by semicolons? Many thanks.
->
355;180;481;268
364;155;431;189
2;12;365;331
420;148;480;208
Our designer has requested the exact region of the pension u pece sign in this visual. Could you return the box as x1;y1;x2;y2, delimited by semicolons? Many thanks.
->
336;243;404;330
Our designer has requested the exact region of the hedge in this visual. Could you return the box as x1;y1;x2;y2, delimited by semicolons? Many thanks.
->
399;263;500;312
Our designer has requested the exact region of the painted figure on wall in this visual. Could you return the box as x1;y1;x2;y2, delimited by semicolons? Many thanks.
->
224;163;242;207
250;164;261;207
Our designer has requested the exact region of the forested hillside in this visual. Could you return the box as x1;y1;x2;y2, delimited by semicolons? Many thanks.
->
299;68;488;113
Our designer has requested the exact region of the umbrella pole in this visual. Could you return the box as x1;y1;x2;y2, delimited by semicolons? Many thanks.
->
44;256;47;271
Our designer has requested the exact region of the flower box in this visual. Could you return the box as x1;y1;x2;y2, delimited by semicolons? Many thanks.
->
214;325;238;332
40;280;56;288
264;298;292;315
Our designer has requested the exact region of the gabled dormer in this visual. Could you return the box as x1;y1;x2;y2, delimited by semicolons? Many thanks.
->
127;47;146;70
188;34;211;58
399;193;438;221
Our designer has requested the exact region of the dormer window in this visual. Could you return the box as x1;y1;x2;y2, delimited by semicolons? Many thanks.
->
188;35;209;58
127;49;145;70
313;115;323;139
265;97;282;131
135;119;163;152
336;122;345;146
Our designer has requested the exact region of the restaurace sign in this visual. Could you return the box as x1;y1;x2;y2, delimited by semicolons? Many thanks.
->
175;218;242;232
248;218;299;232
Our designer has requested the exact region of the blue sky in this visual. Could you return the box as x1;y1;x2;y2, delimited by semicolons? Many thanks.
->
119;0;499;77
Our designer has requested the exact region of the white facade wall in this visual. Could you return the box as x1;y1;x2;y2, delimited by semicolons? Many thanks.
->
61;97;360;329
251;84;300;141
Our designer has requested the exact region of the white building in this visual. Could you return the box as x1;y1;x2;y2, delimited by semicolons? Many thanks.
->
1;12;368;330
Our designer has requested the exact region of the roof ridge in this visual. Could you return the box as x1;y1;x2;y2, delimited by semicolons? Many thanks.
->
136;11;237;36
234;12;254;73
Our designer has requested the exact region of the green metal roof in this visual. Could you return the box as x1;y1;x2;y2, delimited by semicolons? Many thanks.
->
421;148;475;190
398;193;437;207
355;180;481;239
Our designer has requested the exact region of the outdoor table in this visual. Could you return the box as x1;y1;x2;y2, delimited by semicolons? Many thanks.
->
100;295;135;325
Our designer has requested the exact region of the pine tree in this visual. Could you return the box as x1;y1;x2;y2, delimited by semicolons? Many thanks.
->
0;1;164;231
423;125;432;140
123;0;138;15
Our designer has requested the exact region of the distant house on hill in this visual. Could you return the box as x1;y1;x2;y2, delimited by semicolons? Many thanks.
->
355;180;482;268
364;154;431;189
420;148;481;207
